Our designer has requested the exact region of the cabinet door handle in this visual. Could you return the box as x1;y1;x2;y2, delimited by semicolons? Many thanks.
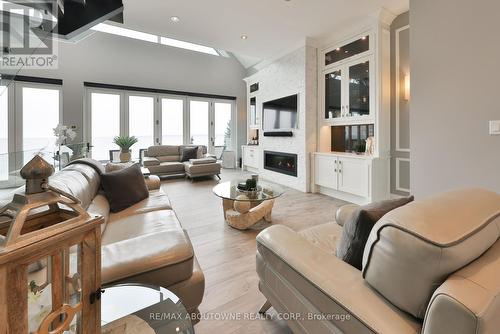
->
339;169;342;173
334;168;337;172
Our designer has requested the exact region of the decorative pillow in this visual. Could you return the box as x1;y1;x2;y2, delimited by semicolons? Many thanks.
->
100;164;149;213
105;161;135;173
336;196;414;270
180;146;198;162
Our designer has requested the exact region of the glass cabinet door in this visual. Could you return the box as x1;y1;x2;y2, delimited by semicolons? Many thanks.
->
325;69;343;119
249;97;257;126
348;61;370;117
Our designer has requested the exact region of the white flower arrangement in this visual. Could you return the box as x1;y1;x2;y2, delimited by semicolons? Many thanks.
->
53;124;77;146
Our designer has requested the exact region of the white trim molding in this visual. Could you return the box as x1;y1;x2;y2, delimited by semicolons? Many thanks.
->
395;24;410;153
395;157;410;193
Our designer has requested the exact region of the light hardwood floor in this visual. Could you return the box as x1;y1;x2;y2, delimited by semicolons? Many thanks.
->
161;169;347;334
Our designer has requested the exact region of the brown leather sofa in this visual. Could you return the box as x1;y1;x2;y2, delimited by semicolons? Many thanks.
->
1;161;205;316
256;189;500;334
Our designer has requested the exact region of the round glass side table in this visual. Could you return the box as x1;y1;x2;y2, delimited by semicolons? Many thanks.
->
101;283;194;334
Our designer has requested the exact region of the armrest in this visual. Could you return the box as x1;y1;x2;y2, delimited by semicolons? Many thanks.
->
145;175;161;191
335;204;359;226
143;157;160;167
204;153;217;159
256;225;420;334
422;240;500;334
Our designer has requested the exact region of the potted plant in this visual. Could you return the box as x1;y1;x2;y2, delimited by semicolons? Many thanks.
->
113;135;138;162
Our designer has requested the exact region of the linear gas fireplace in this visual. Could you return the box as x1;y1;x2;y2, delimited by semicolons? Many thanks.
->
264;151;297;177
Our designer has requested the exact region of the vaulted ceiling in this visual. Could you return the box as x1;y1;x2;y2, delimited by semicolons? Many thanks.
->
120;0;409;68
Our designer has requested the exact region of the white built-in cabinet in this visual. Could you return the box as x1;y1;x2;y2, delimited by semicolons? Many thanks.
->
242;145;260;171
314;12;393;204
314;153;370;199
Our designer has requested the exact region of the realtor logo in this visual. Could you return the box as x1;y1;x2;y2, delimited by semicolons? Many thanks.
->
0;0;58;69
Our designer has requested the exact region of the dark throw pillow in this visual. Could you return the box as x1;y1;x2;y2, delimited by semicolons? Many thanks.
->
336;196;414;270
100;164;149;213
180;146;199;162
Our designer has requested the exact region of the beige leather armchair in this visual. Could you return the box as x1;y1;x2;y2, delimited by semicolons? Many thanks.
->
256;189;500;334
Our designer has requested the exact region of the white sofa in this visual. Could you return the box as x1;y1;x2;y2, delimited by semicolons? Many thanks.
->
256;189;500;334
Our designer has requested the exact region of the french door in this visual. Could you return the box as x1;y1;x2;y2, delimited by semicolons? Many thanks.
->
87;89;235;160
0;82;61;186
186;98;234;153
127;94;155;160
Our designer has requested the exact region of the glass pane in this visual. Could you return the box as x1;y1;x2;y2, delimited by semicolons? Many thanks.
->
325;70;342;118
91;92;120;161
189;100;208;146
249;97;256;125
349;61;370;116
161;98;184;145
0;86;8;181
129;95;154;160
214;102;232;148
22;87;60;163
27;255;52;333
67;244;82;334
325;35;369;65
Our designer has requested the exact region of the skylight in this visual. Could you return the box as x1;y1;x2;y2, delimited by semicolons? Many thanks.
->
91;23;219;56
91;23;158;43
160;37;219;56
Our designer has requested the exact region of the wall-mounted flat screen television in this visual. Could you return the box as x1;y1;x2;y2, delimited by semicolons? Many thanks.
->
263;94;298;130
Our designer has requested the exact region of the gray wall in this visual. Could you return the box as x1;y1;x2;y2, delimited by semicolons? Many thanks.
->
17;31;247;159
390;12;410;196
410;0;500;197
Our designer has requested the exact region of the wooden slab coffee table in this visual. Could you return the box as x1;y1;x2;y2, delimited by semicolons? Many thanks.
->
212;180;284;230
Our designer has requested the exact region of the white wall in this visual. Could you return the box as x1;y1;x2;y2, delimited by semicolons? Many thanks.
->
410;0;500;197
16;31;247;159
246;45;317;192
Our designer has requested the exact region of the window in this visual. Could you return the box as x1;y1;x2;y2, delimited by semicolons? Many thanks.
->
161;98;184;145
189;100;209;146
0;86;8;181
0;81;61;184
22;86;60;155
90;92;120;161
86;86;235;160
129;95;154;159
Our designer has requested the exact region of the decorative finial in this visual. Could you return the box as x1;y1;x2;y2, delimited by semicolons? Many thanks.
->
20;155;54;194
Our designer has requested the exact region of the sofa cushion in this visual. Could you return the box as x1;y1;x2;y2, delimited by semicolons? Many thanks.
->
157;155;181;163
101;228;194;285
362;188;500;319
101;209;194;285
100;164;149;213
180;146;198;162
147;162;185;174
299;223;342;254
106;190;172;223
103;210;182;245
337;196;413;270
147;145;179;157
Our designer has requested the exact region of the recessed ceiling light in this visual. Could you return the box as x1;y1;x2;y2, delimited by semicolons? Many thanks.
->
170;16;180;23
241;35;248;40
